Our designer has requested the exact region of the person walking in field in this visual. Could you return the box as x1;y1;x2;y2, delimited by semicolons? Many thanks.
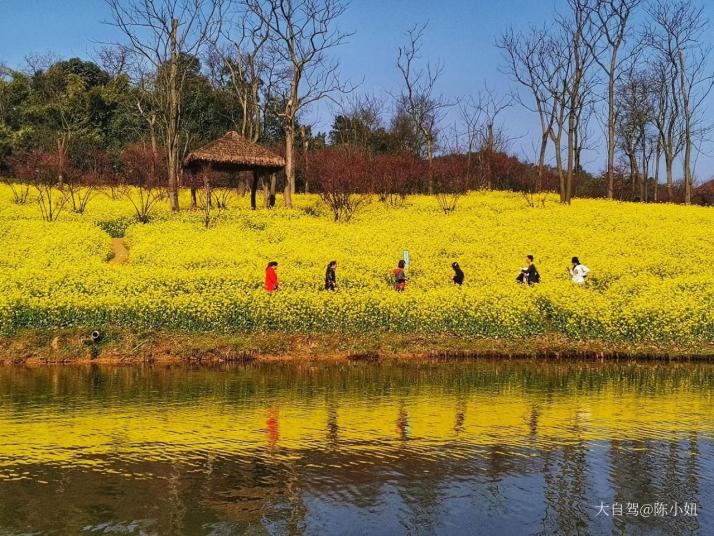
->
265;261;279;293
568;256;590;284
325;260;337;290
451;262;465;285
516;255;540;285
393;260;407;291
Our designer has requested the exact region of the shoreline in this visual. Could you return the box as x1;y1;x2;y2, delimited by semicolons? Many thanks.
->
1;329;713;366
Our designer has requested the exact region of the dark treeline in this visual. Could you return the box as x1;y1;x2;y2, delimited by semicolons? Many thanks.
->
0;0;713;216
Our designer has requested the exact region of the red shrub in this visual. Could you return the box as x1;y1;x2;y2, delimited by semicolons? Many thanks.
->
118;143;168;222
308;147;371;221
119;143;167;188
372;152;424;203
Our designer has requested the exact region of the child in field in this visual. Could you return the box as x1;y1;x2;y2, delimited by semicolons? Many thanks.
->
265;261;279;293
516;255;540;285
568;256;590;284
452;262;464;285
393;260;407;291
325;260;337;290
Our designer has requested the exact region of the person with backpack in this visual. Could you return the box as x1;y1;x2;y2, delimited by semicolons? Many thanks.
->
393;260;407;291
568;256;590;284
516;255;540;285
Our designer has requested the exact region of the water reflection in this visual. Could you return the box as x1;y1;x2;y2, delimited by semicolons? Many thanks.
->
0;360;712;535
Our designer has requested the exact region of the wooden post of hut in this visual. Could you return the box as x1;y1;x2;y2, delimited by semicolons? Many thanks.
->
262;176;270;208
269;173;277;208
250;170;260;210
183;131;285;212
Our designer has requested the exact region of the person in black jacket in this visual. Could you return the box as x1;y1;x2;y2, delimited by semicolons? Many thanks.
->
516;255;540;285
324;260;337;290
451;262;465;285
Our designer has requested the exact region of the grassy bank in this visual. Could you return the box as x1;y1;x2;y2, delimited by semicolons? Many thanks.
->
2;329;714;366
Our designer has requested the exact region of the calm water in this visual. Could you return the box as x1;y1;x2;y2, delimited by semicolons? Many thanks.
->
0;360;713;536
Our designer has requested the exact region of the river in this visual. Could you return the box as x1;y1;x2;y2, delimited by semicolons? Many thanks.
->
0;360;712;535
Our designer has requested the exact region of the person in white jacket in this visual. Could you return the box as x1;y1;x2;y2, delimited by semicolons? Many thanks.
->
569;257;590;284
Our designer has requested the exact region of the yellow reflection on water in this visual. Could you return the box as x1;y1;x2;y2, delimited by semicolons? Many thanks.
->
2;361;713;475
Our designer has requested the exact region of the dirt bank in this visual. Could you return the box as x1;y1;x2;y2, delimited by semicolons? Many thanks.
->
1;329;713;366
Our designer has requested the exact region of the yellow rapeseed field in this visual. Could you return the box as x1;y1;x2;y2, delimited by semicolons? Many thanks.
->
0;184;712;343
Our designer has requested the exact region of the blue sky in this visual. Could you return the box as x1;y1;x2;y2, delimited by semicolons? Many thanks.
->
1;0;713;179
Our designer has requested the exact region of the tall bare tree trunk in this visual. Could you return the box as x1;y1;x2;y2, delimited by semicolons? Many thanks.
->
683;145;692;204
679;50;693;205
665;153;674;201
284;119;295;207
426;139;434;194
606;78;616;199
466;149;473;185
640;126;647;201
167;18;180;212
537;131;548;191
566;110;576;204
654;142;661;202
147;113;158;158
629;155;639;199
300;125;310;193
554;134;565;202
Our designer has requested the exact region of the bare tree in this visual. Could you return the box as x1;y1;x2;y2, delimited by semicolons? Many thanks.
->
536;29;572;200
23;52;59;76
572;75;599;186
97;46;130;78
13;150;71;222
498;26;557;191
432;155;467;213
120;142;168;223
105;0;224;211
648;56;683;200
588;0;644;199
207;2;283;201
557;0;600;204
649;0;714;204
396;23;451;195
245;0;353;208
458;85;511;189
616;66;654;199
457;97;483;187
212;1;272;141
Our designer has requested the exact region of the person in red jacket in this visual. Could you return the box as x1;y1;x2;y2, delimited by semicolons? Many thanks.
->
265;261;279;293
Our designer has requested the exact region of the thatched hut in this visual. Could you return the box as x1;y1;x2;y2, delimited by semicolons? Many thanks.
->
183;131;285;209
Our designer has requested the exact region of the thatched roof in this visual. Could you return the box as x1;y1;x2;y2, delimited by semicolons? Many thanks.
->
184;131;285;171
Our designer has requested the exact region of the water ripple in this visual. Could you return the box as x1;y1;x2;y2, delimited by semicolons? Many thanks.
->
0;361;712;535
